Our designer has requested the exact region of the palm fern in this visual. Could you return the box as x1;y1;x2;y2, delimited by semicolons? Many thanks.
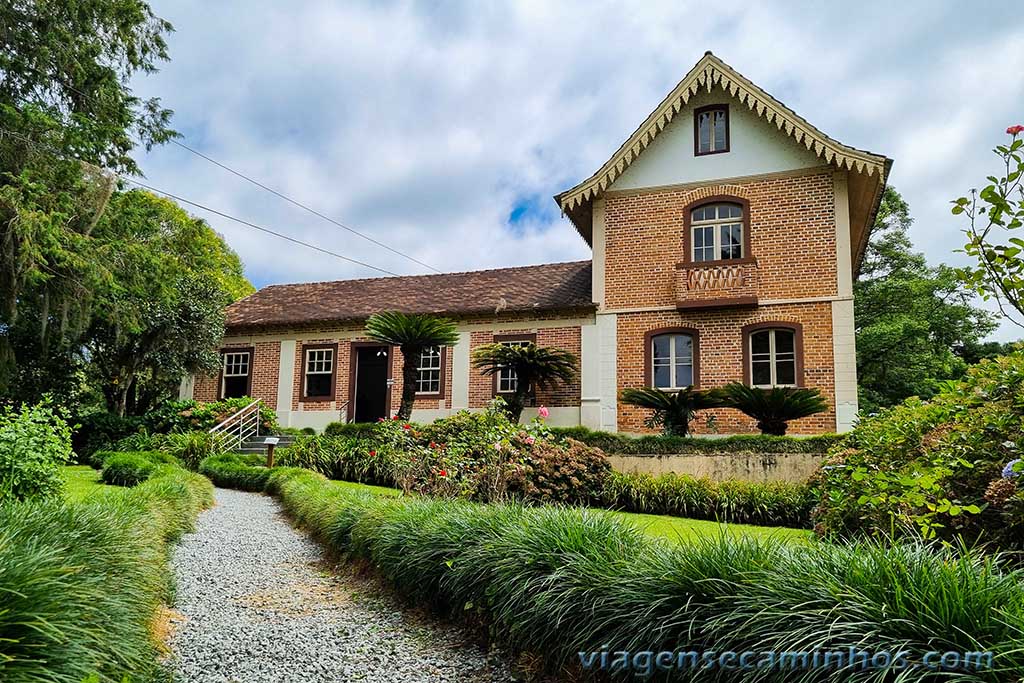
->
719;382;828;435
365;312;459;420
471;343;577;422
619;386;724;436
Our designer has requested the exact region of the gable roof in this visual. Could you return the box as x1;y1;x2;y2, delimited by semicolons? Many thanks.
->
555;52;891;269
224;260;594;332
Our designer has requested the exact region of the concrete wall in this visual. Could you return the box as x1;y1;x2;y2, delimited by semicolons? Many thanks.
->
607;451;824;483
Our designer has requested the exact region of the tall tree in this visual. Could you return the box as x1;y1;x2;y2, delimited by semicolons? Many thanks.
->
86;190;252;416
0;0;176;399
855;187;997;413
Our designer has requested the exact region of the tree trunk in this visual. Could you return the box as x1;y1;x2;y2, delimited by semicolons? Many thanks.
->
507;386;528;423
396;344;420;421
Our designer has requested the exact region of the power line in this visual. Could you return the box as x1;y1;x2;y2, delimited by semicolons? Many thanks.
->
0;126;400;276
10;60;441;273
167;139;442;273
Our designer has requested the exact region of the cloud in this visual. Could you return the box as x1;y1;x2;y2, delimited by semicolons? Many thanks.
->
133;0;1024;338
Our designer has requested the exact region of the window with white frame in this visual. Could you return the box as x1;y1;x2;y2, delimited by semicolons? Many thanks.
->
416;346;442;394
304;347;334;398
749;329;797;387
650;333;694;390
221;351;250;399
695;106;728;155
691;202;743;262
496;340;531;394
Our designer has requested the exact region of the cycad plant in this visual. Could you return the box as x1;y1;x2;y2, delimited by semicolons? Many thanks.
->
365;311;460;420
619;386;724;436
471;342;577;422
719;382;828;435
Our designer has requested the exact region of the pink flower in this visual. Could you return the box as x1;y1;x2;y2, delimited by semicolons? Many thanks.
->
538;406;549;419
525;435;536;445
1007;124;1024;136
377;417;386;422
494;442;502;451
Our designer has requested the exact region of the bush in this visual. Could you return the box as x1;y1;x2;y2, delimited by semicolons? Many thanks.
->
510;438;611;506
0;401;74;503
210;463;1024;681
0;464;213;683
199;453;273;492
101;452;157;487
814;352;1024;548
549;426;842;455
278;433;398;486
144;396;279;434
71;411;143;459
91;449;178;469
602;470;815;528
159;431;220;470
323;421;379;438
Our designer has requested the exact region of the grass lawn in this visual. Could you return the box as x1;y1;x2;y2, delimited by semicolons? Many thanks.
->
609;509;811;544
63;465;113;501
324;477;807;543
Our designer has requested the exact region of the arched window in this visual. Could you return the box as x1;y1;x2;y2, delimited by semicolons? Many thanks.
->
646;329;698;390
690;202;744;262
745;325;800;388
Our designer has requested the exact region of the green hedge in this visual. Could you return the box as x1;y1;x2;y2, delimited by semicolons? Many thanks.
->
200;453;273;491
0;464;213;683
550;426;843;455
323;421;381;438
602;471;815;528
101;452;158;487
209;463;1024;681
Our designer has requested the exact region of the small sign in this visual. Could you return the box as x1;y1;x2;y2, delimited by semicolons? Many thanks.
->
264;437;280;445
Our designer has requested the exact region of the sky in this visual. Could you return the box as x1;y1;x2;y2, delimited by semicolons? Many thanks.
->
133;1;1024;340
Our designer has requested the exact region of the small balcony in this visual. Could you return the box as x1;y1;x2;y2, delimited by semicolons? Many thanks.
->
674;258;759;310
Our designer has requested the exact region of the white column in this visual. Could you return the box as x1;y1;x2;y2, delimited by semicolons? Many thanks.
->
277;340;296;426
592;198;606;310
597;312;618;432
580;320;601;428
177;375;195;401
831;300;858;432
451;327;470;410
833;171;854;298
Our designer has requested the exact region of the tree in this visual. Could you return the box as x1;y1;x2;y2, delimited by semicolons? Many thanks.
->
86;190;252;416
718;383;827;436
954;125;1024;328
0;0;177;399
619;386;723;436
472;343;577;422
855;187;997;413
365;312;460;421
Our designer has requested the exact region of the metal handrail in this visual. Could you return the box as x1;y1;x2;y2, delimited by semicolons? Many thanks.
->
208;398;262;452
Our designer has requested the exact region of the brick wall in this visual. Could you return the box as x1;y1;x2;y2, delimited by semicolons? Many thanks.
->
193;340;281;410
616;303;836;434
603;171;837;309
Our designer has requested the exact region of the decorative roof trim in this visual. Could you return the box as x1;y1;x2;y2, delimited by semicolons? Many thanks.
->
555;52;889;213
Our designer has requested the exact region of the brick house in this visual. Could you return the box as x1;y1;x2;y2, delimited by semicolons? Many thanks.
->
182;52;890;434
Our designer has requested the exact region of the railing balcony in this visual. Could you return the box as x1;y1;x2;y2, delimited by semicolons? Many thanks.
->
674;258;759;310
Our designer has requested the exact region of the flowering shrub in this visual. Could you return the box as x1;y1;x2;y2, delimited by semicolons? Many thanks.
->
143;397;279;434
813;350;1024;548
509;438;611;506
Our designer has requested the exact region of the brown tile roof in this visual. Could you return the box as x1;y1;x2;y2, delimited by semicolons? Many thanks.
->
225;260;594;331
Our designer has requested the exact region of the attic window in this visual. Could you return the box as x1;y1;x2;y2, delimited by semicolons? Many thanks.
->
695;105;729;155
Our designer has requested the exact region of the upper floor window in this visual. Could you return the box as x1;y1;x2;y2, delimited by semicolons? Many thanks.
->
221;350;251;399
303;345;335;399
416;346;442;395
691;202;743;262
749;328;797;388
695;105;729;155
650;332;695;390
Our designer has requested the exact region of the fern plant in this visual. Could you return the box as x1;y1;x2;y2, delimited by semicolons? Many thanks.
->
719;382;828;435
619;386;724;436
471;343;577;422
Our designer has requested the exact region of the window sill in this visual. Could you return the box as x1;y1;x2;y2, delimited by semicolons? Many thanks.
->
301;395;334;403
676;256;757;269
694;148;730;157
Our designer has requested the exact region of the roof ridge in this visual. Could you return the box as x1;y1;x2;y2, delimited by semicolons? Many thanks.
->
258;259;591;291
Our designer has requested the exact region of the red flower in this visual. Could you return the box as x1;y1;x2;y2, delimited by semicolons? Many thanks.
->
438;469;448;477
1007;125;1024;136
392;415;400;420
429;441;437;449
402;423;411;430
369;450;376;457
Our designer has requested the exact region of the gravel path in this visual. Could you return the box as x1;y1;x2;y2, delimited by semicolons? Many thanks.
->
168;488;518;682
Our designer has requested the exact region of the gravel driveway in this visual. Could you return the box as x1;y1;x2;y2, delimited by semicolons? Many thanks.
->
168;487;518;682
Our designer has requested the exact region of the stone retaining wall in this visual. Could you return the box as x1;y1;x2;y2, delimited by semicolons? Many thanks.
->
607;451;823;483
